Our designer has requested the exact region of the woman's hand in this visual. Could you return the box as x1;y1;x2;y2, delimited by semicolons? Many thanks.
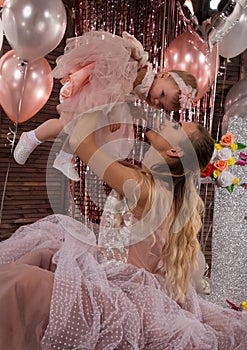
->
109;123;121;132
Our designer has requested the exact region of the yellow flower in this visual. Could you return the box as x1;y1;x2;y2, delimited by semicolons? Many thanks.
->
242;301;247;310
213;169;220;178
233;177;240;186
215;143;222;151
230;143;238;151
228;157;236;166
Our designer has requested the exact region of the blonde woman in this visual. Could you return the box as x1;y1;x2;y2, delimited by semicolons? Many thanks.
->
0;114;246;349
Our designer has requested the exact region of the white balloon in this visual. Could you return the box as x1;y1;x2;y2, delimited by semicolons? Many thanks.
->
224;78;247;111
222;96;247;134
218;8;247;58
208;0;247;47
2;0;67;62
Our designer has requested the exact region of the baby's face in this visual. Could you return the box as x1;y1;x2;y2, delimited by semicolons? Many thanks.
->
146;75;178;111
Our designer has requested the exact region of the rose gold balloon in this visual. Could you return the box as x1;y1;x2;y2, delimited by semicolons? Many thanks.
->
165;31;218;101
0;50;53;123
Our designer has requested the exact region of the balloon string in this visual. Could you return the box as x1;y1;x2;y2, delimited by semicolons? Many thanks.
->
208;43;219;135
0;60;28;224
17;60;28;130
160;0;167;71
0;126;18;224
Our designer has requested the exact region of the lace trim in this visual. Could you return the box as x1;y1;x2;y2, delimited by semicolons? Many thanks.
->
133;63;155;100
122;32;155;101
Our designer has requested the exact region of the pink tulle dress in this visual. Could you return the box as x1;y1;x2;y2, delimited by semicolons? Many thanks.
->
53;30;155;132
0;180;246;350
52;30;155;160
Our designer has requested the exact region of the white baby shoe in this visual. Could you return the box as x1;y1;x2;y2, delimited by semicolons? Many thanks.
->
53;151;80;182
14;132;38;165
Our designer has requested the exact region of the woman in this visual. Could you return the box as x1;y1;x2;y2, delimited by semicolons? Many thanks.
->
0;115;246;349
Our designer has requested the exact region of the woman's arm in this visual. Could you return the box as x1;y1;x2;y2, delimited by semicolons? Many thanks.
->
70;111;148;213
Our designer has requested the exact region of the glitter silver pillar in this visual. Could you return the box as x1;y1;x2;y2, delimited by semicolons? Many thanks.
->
207;116;247;307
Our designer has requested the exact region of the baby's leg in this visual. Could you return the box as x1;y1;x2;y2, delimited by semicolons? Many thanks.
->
14;118;64;165
34;118;64;141
53;135;80;182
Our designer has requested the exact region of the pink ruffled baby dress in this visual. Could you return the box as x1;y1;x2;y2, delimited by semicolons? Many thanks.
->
53;31;154;128
53;31;155;160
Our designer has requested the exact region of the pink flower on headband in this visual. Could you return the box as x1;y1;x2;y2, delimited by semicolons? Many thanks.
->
169;71;197;110
179;85;195;109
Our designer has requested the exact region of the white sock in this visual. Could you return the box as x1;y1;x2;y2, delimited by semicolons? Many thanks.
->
28;130;42;145
57;149;74;161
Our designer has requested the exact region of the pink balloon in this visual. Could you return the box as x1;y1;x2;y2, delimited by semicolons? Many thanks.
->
0;50;53;123
165;31;218;101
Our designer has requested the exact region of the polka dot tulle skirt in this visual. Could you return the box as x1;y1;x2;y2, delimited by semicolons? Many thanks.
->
0;214;246;349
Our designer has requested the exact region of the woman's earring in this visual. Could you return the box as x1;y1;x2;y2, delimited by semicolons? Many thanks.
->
166;149;184;158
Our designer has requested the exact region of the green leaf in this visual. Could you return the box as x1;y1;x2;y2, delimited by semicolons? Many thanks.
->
236;143;246;149
226;184;234;193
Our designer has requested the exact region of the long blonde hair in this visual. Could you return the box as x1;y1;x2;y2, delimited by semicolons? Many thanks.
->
114;124;213;302
144;124;214;302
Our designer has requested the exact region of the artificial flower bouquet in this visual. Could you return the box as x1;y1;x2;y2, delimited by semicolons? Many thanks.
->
201;132;246;192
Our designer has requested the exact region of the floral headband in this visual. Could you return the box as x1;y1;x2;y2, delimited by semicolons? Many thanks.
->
169;71;197;109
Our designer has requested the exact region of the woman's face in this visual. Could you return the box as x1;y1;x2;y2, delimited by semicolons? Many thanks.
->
142;120;198;170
